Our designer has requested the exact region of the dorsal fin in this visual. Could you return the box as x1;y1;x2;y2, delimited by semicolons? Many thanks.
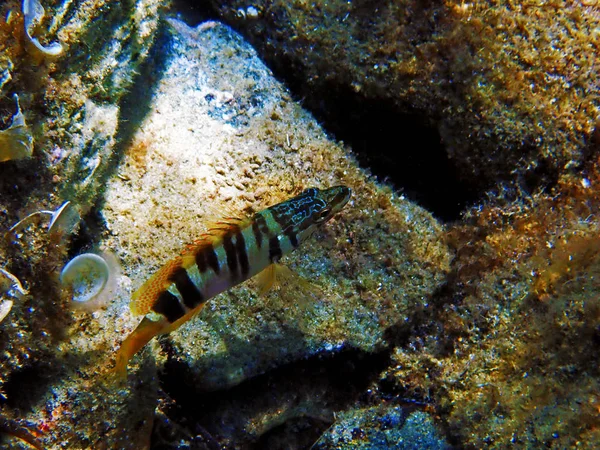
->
130;256;183;315
180;216;250;266
205;216;248;234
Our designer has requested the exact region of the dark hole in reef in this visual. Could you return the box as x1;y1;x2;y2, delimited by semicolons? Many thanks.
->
0;158;52;213
168;0;219;25
0;363;56;412
157;347;390;449
518;151;560;197
296;84;477;221
283;83;478;222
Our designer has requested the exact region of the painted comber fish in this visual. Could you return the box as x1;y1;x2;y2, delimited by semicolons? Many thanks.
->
114;186;351;376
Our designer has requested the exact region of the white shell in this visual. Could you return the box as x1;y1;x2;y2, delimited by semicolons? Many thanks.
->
48;201;80;235
60;254;110;303
0;300;13;323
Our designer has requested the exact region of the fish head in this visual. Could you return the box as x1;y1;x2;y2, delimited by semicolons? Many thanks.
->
271;185;351;245
305;185;352;225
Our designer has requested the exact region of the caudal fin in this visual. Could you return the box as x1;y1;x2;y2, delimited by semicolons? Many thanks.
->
112;317;167;380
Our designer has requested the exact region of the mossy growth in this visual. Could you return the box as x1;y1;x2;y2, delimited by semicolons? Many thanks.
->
385;156;600;448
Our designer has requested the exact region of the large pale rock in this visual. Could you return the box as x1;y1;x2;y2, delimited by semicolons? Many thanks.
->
102;19;451;392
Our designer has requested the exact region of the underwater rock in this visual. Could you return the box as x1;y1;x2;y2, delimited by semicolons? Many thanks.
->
0;259;157;450
0;0;596;448
207;0;600;190
102;17;451;393
313;404;450;450
383;158;600;448
0;0;169;213
0;1;170;447
156;350;391;448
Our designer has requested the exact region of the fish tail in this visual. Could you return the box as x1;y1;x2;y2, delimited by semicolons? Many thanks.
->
112;317;168;380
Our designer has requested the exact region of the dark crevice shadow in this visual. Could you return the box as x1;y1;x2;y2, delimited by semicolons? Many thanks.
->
158;345;390;449
66;203;107;258
86;17;173;220
106;18;174;179
169;0;218;25
155;296;392;448
0;158;52;210
0;363;58;413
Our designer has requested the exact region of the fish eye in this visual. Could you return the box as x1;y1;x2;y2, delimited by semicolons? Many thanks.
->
314;207;332;223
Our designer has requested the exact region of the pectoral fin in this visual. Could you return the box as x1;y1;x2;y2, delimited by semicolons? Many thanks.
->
255;264;326;305
256;263;298;295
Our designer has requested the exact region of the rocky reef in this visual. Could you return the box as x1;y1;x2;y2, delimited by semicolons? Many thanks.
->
385;164;600;448
208;0;600;193
0;0;599;448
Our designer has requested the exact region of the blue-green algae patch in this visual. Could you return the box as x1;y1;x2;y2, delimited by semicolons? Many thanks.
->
313;404;450;450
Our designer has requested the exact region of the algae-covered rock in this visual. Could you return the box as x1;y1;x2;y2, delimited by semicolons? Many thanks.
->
0;0;169;212
313;404;450;450
0;0;597;447
208;0;600;188
384;160;600;448
101;18;451;392
0;0;171;448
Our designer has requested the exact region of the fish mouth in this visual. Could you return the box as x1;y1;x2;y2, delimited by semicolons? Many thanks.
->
324;185;352;213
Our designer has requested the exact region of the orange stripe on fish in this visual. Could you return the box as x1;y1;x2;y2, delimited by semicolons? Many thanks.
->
113;186;351;378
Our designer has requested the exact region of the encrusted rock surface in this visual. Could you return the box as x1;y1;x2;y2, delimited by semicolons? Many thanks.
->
2;0;597;448
208;0;600;188
0;0;169;447
313;404;450;450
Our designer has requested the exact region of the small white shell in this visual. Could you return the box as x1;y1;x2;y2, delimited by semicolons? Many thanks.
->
60;254;110;304
22;0;64;56
47;201;80;235
0;300;13;324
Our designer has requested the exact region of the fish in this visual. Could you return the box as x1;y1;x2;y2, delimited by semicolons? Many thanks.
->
113;186;351;377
